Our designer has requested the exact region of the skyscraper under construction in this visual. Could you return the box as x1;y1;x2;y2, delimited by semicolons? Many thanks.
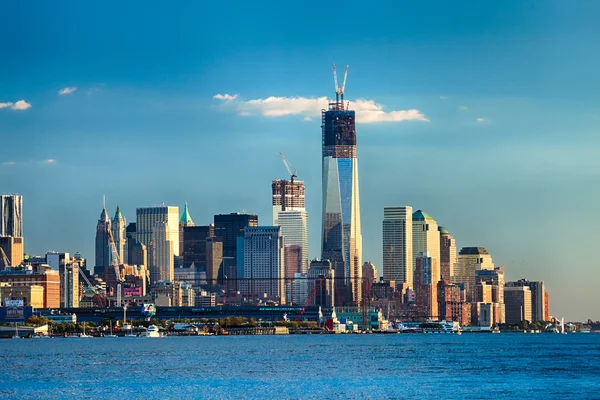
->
321;64;363;306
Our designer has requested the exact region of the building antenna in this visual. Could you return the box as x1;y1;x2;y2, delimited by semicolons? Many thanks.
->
103;194;106;210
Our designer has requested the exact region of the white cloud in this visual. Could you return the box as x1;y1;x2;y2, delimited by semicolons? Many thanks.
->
213;93;238;102
44;159;56;164
460;105;469;110
214;94;428;124
476;117;488;123
1;161;16;166
11;100;31;110
58;87;77;95
0;102;13;109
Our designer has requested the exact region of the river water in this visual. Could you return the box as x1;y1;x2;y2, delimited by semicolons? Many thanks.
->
1;333;599;399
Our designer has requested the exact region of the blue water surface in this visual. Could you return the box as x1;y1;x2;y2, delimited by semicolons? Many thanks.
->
1;334;599;399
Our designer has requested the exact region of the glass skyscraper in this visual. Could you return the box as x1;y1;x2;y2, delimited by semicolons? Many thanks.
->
321;75;363;306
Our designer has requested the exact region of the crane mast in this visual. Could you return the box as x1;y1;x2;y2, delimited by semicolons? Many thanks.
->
332;63;349;107
107;227;124;307
279;152;297;183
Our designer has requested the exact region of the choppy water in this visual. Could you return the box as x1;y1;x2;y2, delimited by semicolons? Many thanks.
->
1;333;599;399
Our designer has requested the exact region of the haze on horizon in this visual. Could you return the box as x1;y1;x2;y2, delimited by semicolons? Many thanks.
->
1;1;599;321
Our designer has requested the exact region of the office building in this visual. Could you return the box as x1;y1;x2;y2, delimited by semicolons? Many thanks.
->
321;68;363;305
214;213;258;278
60;260;79;308
383;206;413;287
544;292;550;321
179;202;195;266
206;236;223;284
362;261;377;286
0;265;60;308
241;226;285;304
150;222;174;283
0;236;24;266
111;205;126;264
0;284;44;308
277;210;308;275
95;206;111;277
0;194;23;237
506;279;547;322
504;285;532;324
307;259;335;308
183;225;214;269
272;179;305;225
136;206;179;279
412;210;440;283
454;247;494;302
414;252;440;320
438;226;456;281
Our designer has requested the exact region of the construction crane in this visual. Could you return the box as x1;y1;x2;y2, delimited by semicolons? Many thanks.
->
332;63;349;105
279;152;297;183
78;268;105;308
295;279;326;321
0;247;11;269
107;227;124;307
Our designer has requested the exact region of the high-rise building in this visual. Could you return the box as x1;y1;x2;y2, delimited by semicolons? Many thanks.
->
504;286;532;324
126;222;147;268
95;206;111;277
438;226;456;281
214;213;258;275
544;292;550;321
241;226;285;304
183;225;214;269
206;236;223;284
506;279;547;322
60;260;79;308
362;261;377;286
179;202;195;266
383;206;413;286
414;252;440;320
454;247;494;302
272;180;305;225
136;206;179;280
0;194;23;237
412;210;440;283
151;221;174;283
321;67;362;306
112;205;126;264
307;259;335;308
0;236;24;266
277;210;308;275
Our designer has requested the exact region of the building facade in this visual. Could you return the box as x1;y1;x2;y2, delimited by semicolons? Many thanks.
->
414;252;440;320
241;226;285;304
179;202;195;266
0;194;23;237
506;279;547;322
111;205;126;265
382;206;413;287
454;247;494;302
0;236;24;266
321;85;362;306
214;213;258;279
0;266;60;308
136;206;179;280
438;226;456;281
183;225;214;269
151;221;174;283
307;259;335;308
206;236;223;284
277;210;308;276
272;179;305;225
412;210;440;284
60;260;79;308
504;285;532;324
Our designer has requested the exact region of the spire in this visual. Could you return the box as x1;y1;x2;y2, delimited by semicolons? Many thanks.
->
114;204;123;221
100;196;109;221
180;202;194;226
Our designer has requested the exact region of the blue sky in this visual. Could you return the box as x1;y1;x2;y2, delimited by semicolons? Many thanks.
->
1;1;599;320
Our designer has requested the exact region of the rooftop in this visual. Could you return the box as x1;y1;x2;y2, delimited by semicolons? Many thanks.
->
438;226;450;235
412;209;434;221
459;247;489;255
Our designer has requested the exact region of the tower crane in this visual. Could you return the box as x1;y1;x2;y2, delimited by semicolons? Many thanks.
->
332;64;349;106
0;247;11;269
107;227;124;307
279;152;297;183
78;268;106;308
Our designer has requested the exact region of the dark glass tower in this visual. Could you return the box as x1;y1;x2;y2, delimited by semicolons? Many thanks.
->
321;64;363;306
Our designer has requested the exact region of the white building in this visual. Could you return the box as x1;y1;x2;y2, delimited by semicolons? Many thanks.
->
151;221;174;283
454;247;495;301
241;226;286;304
382;206;413;286
412;210;440;284
136;206;179;282
277;210;308;275
111;205;127;264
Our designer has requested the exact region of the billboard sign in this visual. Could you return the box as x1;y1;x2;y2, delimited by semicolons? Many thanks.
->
141;303;156;317
6;306;24;319
5;299;24;307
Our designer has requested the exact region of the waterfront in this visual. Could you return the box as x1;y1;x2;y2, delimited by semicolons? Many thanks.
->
1;334;599;399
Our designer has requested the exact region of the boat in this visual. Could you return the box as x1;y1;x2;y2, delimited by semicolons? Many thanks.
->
145;325;161;338
580;327;591;334
79;322;92;338
106;320;117;337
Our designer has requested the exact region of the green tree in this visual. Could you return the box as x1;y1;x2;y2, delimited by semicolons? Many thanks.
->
26;316;49;326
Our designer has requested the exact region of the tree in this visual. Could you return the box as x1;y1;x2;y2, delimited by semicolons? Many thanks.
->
26;316;49;326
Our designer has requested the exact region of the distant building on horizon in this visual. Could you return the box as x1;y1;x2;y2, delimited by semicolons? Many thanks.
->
383;206;413;287
506;279;547;322
214;213;258;282
179;202;195;267
0;236;24;266
183;224;214;269
412;210;440;286
0;194;23;237
94;205;111;277
362;261;377;286
151;221;174;283
504;285;532;324
111;205;126;264
454;247;494;302
438;226;456;281
136;206;179;282
414;252;439;320
271;179;305;225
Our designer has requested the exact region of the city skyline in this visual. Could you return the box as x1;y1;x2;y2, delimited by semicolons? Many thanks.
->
1;1;599;320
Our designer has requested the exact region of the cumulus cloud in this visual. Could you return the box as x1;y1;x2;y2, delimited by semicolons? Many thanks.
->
58;87;77;95
476;117;488;123
44;159;56;164
0;100;31;110
213;93;238;102
214;94;428;124
460;105;469;110
11;100;31;110
1;161;16;166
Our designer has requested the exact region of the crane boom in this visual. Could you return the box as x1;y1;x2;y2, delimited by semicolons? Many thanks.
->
0;247;10;268
341;65;348;95
279;152;297;182
332;63;339;94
